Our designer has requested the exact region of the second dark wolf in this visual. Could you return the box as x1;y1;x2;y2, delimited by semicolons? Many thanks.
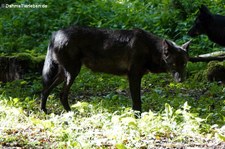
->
188;5;225;46
41;26;190;114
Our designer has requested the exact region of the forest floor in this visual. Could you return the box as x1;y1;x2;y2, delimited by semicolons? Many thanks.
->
0;67;225;148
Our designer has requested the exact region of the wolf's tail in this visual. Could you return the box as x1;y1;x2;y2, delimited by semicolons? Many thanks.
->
42;34;58;87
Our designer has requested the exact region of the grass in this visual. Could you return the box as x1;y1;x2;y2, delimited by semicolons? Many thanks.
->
0;66;225;148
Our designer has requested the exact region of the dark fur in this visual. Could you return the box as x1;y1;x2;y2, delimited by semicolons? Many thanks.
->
188;5;225;46
41;26;190;113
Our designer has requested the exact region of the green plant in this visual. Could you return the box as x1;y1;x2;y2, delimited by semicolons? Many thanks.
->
1;0;224;55
1;0;225;148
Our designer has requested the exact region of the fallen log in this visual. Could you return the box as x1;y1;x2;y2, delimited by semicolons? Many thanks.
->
198;51;225;57
189;51;225;62
189;51;225;83
0;53;44;82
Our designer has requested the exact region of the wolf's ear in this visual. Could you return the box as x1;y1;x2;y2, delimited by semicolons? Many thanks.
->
181;40;191;52
163;40;175;56
200;5;211;14
162;40;169;57
163;40;173;49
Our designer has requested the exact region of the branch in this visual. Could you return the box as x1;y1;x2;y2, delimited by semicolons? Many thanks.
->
189;56;225;62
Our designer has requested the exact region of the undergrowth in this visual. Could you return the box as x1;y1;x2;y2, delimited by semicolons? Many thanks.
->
1;0;225;148
0;66;225;148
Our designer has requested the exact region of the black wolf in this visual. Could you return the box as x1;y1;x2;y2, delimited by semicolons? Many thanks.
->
41;26;190;113
188;5;225;46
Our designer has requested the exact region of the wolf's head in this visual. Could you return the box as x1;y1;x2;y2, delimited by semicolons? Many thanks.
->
162;40;190;82
188;5;212;37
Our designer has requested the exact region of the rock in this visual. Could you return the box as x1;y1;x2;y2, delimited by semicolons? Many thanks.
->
206;61;225;83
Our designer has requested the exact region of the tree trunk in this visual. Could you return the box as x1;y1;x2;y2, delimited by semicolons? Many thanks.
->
0;56;44;82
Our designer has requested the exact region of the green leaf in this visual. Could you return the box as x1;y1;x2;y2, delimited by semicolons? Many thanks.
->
216;133;225;141
116;143;127;149
164;103;173;118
